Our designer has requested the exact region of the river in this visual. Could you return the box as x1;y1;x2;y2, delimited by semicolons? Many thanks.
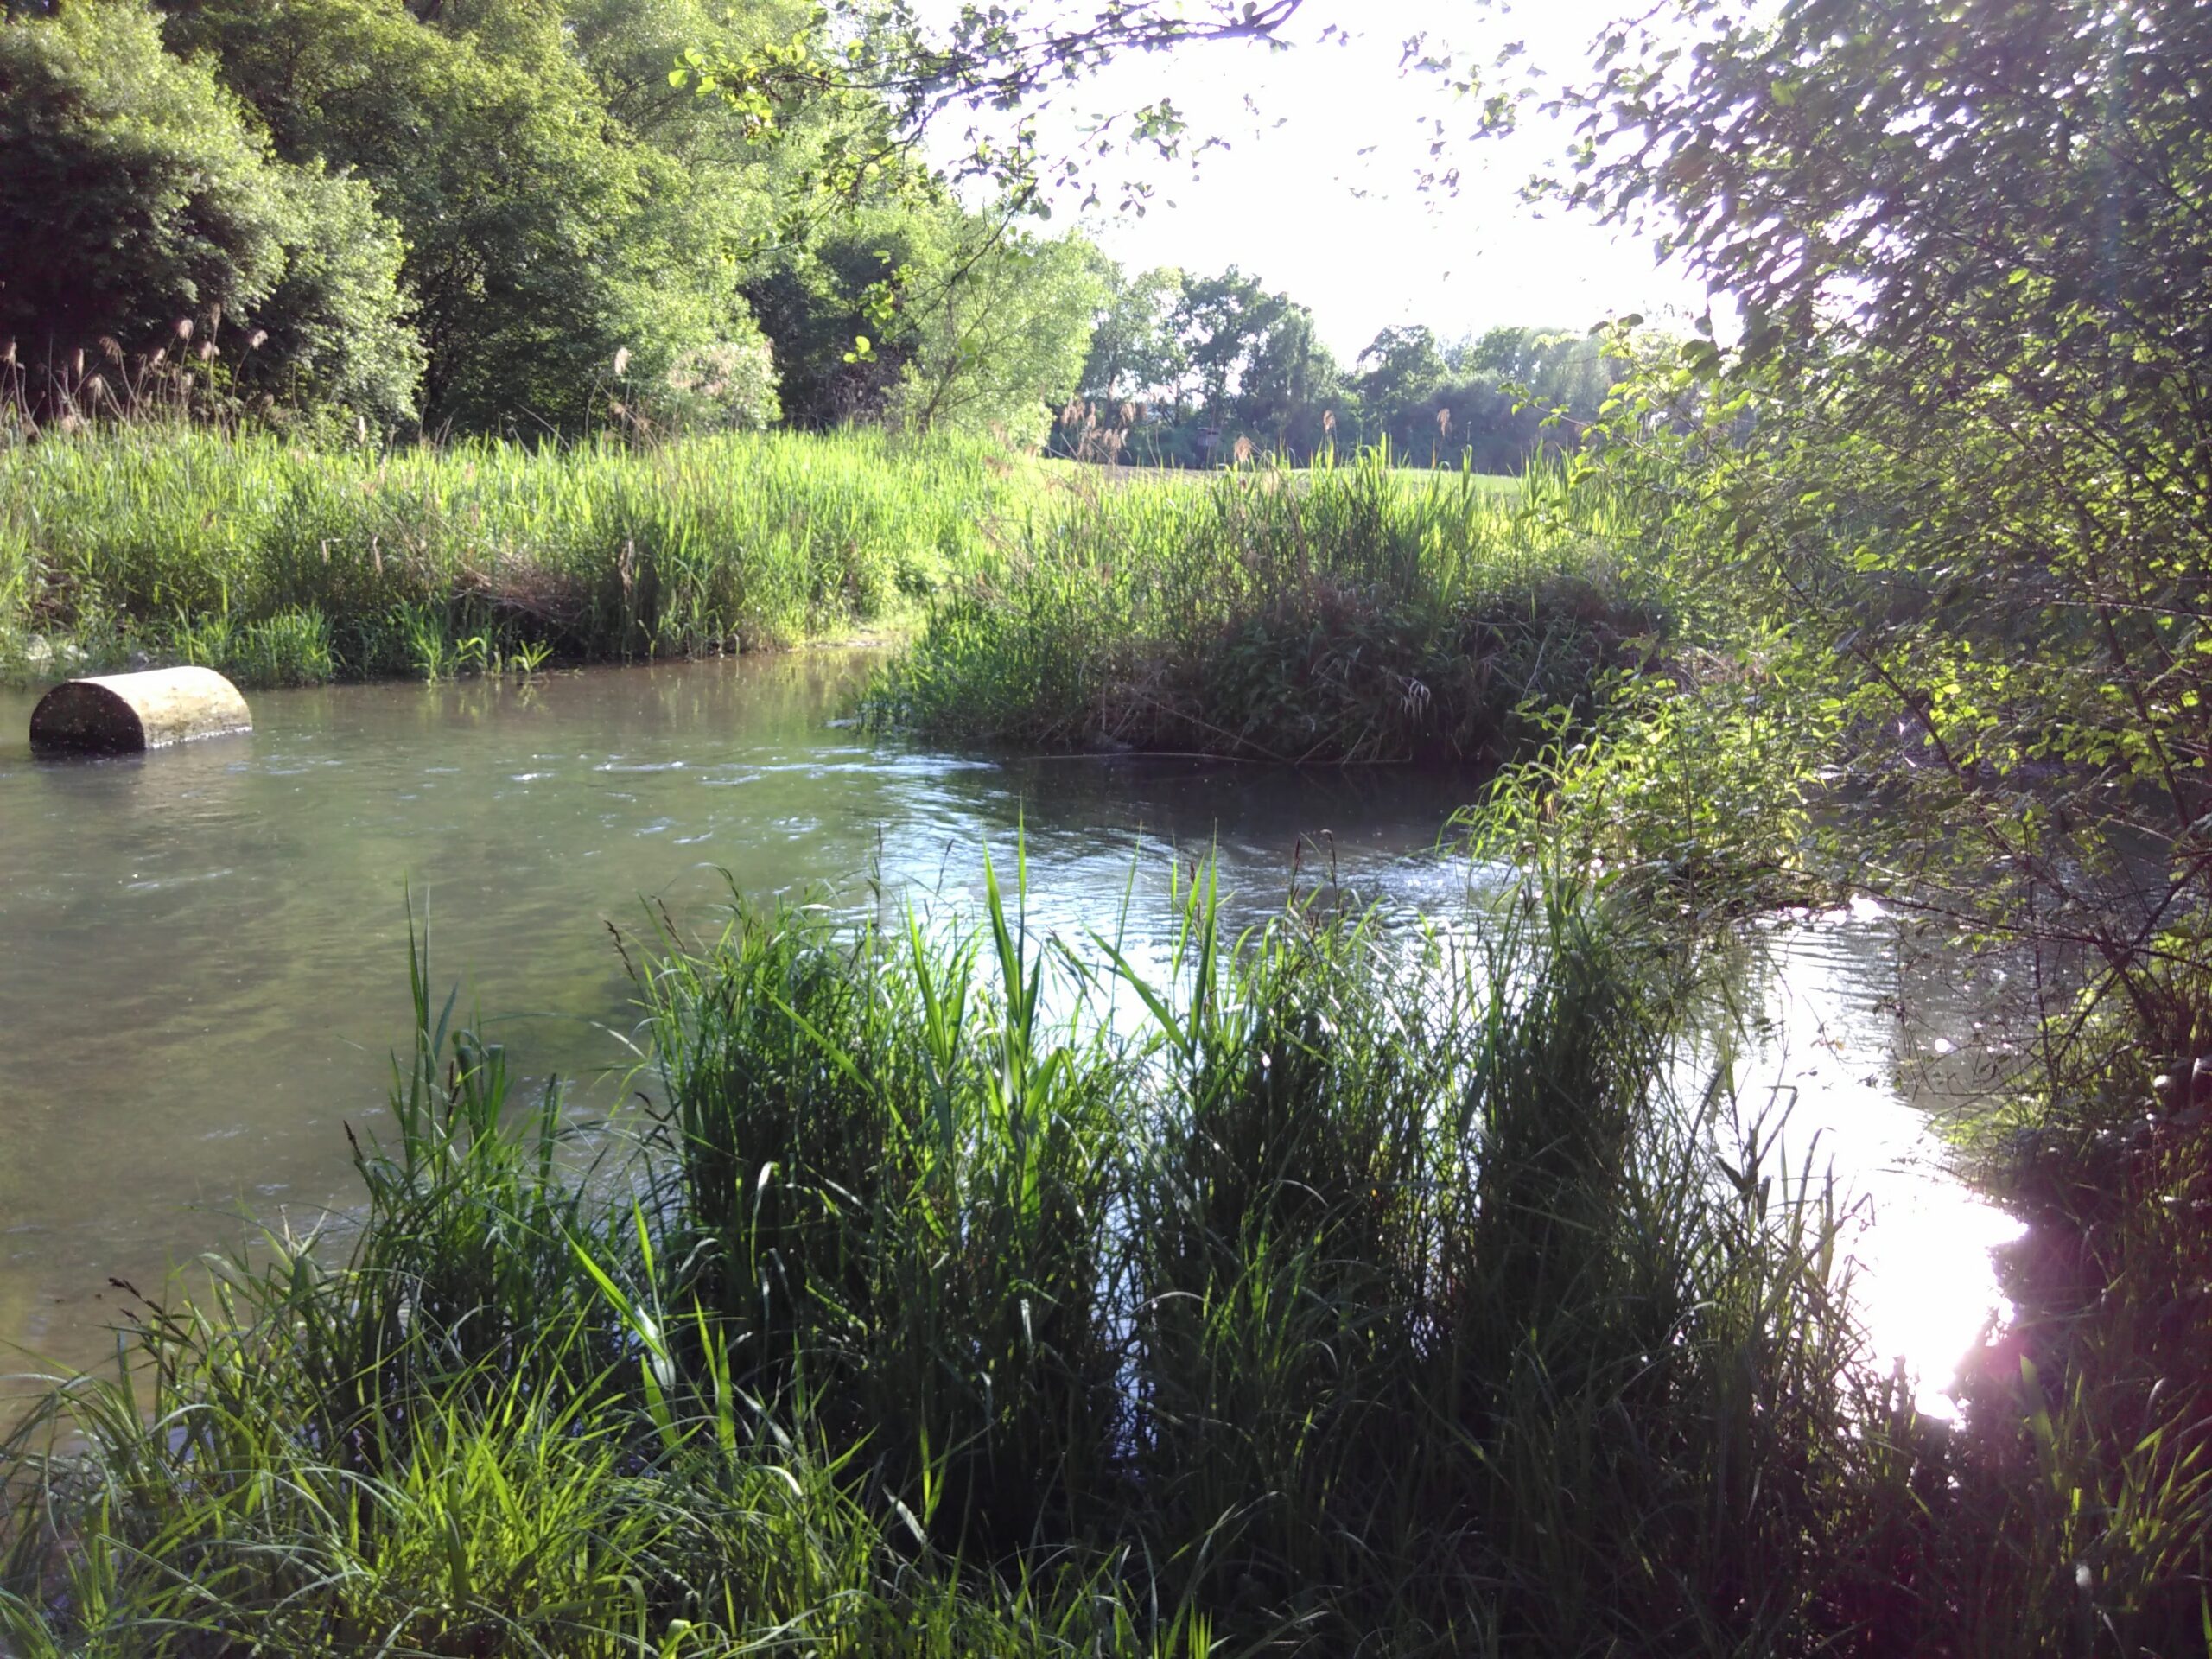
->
0;652;2020;1411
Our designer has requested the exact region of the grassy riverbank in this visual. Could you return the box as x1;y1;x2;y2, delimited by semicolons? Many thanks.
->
1;433;1650;775
0;429;1038;686
4;868;2202;1655
865;456;1656;766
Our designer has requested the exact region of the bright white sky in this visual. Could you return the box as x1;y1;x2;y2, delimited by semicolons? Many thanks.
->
991;0;1712;359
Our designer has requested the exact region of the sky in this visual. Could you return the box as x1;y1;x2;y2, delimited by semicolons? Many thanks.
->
981;0;1712;360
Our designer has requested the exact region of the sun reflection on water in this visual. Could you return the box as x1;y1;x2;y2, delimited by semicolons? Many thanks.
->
1741;904;2027;1421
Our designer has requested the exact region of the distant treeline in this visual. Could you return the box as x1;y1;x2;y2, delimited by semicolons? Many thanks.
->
0;0;1624;465
1055;270;1625;471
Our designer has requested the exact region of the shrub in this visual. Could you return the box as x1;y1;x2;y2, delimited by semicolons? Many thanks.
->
0;1;419;430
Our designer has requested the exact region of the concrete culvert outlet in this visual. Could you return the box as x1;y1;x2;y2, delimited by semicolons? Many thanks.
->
29;667;252;755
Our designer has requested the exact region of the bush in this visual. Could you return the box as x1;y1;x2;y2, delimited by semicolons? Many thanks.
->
645;329;782;435
0;1;419;430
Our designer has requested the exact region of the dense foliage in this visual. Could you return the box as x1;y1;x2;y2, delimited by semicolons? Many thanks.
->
162;0;793;434
1566;0;2212;1069
1445;3;2212;1638
1052;276;1626;472
0;429;1035;681
0;0;1121;442
0;0;1632;463
0;2;420;429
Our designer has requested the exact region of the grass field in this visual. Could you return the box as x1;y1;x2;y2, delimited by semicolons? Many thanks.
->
1039;456;1529;494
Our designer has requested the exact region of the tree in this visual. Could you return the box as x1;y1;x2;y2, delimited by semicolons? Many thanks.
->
1235;303;1338;448
1575;0;2212;1047
1077;263;1186;406
671;0;1306;212
1356;325;1446;445
0;0;418;426
1173;268;1289;423
744;195;957;429
256;162;426;429
1357;326;1443;405
891;217;1103;447
163;0;785;433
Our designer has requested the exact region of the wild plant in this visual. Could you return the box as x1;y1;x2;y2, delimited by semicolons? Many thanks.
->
866;449;1661;765
0;861;2018;1656
0;425;1035;683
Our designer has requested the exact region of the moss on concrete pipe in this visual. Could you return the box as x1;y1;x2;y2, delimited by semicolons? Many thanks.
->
29;667;252;755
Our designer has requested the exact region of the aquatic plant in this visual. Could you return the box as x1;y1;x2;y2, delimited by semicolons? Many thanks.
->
168;600;336;689
3;839;2203;1653
863;450;1661;766
0;861;1986;1656
0;426;1033;683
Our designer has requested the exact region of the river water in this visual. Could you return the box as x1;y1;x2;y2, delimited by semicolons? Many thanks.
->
0;653;2020;1410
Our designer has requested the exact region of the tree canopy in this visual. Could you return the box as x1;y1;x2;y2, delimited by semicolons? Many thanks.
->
161;0;807;433
0;0;1157;441
0;0;1630;464
1568;0;2212;1045
0;1;419;427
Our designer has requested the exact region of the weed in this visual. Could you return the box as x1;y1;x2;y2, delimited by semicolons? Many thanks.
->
0;865;1923;1656
0;426;1039;683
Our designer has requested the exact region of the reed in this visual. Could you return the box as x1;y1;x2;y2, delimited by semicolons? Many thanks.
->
1;861;1992;1656
0;429;1653;747
0;426;1038;685
863;450;1661;766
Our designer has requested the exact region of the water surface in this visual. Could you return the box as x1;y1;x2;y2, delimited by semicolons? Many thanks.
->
0;655;2016;1407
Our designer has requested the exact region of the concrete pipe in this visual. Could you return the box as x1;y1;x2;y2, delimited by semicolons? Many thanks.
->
29;666;252;755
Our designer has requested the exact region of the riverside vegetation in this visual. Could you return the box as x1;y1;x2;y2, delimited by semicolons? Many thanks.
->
4;861;2204;1655
862;455;1656;766
3;422;2207;1651
0;429;1027;686
0;867;2139;1657
1;434;1656;773
6;0;2212;1646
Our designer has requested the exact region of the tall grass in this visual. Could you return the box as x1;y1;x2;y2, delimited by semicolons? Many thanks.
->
864;453;1661;766
0;432;1657;745
3;861;2024;1656
0;427;1037;684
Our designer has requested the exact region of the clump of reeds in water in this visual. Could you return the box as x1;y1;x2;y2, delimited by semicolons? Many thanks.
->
862;450;1662;766
8;860;2189;1655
